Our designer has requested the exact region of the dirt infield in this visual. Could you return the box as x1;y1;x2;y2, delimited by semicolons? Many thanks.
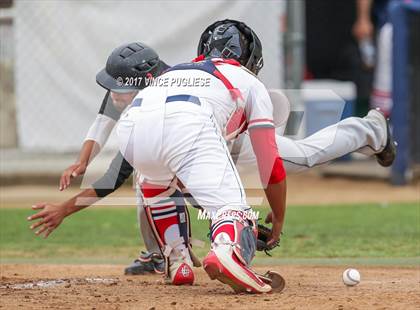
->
1;264;419;309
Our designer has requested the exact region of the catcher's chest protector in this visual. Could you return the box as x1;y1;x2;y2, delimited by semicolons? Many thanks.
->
165;58;248;140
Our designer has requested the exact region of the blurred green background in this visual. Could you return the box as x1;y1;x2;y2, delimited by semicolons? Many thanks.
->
1;203;419;265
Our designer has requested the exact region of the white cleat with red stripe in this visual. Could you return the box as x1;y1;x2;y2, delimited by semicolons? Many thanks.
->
166;245;195;285
203;229;272;293
170;260;195;285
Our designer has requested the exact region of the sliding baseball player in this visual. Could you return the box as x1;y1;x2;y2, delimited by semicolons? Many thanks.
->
29;20;395;293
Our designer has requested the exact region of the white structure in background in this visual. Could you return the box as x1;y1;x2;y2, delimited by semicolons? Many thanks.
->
13;0;285;152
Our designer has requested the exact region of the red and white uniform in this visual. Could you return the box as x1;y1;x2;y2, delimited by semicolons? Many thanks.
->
116;58;283;291
116;59;285;213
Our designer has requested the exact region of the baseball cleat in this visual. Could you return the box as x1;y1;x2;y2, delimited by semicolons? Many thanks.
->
369;108;397;167
203;245;272;294
124;251;164;275
169;259;194;285
170;262;194;285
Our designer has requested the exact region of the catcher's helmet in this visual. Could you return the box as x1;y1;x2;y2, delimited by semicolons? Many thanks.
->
197;19;263;74
96;42;167;92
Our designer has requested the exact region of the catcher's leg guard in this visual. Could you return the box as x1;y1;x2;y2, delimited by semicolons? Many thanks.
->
142;182;194;285
203;207;272;293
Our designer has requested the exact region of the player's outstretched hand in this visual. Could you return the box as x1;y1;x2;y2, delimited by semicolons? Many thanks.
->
27;203;67;238
59;162;87;191
264;211;282;248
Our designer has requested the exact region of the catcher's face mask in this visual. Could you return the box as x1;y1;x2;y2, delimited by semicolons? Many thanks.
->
203;24;249;62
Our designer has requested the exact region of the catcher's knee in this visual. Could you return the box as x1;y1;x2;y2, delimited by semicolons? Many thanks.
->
210;207;258;265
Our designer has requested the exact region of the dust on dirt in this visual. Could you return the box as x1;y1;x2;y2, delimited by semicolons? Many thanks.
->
1;264;419;309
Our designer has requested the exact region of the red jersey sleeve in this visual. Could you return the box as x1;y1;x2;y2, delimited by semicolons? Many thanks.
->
249;127;286;186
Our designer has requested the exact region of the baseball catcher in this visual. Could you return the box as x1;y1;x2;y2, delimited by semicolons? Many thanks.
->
28;19;396;294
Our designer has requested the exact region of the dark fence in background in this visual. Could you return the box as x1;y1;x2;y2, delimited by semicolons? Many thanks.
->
390;0;420;185
409;11;420;168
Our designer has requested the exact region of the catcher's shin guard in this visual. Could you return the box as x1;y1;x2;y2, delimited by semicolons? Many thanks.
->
203;208;272;293
142;182;194;285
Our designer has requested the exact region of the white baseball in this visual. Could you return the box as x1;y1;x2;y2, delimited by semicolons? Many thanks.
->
342;268;361;286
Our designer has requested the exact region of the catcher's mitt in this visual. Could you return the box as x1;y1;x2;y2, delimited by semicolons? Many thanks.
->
256;224;281;255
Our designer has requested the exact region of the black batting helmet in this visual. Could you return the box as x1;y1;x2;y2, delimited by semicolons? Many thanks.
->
197;19;264;75
96;42;168;92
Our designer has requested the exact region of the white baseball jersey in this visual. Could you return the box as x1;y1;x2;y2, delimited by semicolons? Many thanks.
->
135;58;276;137
116;58;287;212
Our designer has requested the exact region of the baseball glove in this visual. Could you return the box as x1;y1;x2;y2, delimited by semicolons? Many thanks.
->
256;224;281;255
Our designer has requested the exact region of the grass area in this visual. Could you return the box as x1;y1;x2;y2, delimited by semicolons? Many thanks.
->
0;203;419;263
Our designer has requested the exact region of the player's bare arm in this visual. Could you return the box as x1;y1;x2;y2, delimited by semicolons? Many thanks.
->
353;0;373;41
58;92;136;191
31;150;134;238
28;188;99;238
59;140;100;191
248;124;287;245
243;73;288;246
263;180;287;245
